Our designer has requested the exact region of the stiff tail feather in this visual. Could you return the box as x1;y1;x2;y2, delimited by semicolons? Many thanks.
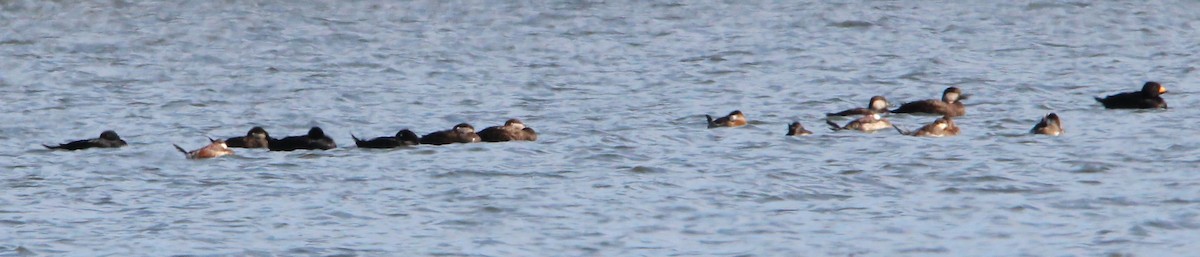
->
825;119;843;131
173;144;189;155
892;124;910;135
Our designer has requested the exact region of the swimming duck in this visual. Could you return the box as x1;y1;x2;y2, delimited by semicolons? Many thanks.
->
419;123;481;145
827;96;890;116
1094;81;1168;109
1030;113;1063;136
352;129;420;148
786;122;813;136
891;87;966;117
893;116;960;137
268;127;337;151
225;127;271;148
477;119;538;142
43;130;128;150
825;113;892;132
706;110;747;128
173;138;234;159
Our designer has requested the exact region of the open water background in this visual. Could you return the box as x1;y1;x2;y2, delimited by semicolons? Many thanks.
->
2;0;1200;256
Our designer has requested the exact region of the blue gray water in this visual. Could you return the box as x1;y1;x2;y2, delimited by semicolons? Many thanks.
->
3;1;1200;256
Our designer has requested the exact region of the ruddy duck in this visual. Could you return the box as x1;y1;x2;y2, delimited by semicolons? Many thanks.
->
173;138;234;159
825;113;892;132
827;96;890;116
706;110;747;128
893;116;960;137
1094;81;1168;109
352;129;420;148
786;122;813;136
477;119;538;142
43;130;127;150
268;127;337;151
225;127;271;148
1031;113;1063;136
419;123;481;145
891;87;966;117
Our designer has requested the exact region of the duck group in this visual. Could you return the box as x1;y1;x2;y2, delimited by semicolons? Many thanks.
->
705;81;1169;138
41;81;1171;159
44;119;538;159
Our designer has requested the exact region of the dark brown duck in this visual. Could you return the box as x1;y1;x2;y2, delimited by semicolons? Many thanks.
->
706;110;747;128
891;87;966;117
477;119;538;142
420;123;481;145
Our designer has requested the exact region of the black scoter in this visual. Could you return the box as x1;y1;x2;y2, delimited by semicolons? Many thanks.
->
43;130;127;150
268;127;337;151
1094;82;1167;109
352;129;420;148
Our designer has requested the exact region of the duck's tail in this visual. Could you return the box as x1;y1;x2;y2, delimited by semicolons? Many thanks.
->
1093;96;1104;103
892;124;910;135
825;119;843;131
173;144;189;155
705;115;714;125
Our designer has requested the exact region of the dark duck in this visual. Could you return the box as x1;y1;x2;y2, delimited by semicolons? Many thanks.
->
477;119;538;142
893;116;961;137
268;127;337;151
891;87;966;117
224;127;271;148
1030;113;1063;136
420;123;481;145
706;110;747;128
43;130;127;150
352;129;420;148
827;96;890;117
1094;81;1167;109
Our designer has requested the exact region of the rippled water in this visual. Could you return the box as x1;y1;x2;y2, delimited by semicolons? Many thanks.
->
3;0;1200;256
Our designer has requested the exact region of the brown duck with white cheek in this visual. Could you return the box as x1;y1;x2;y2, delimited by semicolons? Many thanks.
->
786;122;813;136
477;119;538;142
1030;113;1063;136
1094;81;1168;109
174;138;235;159
893;116;960;137
43;130;128;150
225;127;271;148
827;96;890;117
825;113;892;132
706;110;747;128
891;87;966;117
420;123;481;145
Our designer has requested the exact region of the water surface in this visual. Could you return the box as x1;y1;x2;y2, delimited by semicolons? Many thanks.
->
2;1;1200;256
